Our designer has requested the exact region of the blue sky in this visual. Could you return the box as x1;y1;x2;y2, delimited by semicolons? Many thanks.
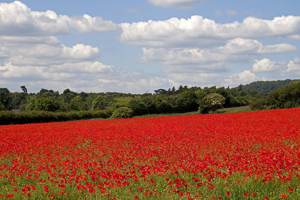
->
0;0;300;93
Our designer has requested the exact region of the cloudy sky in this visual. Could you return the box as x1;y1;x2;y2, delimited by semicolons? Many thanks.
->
0;0;300;94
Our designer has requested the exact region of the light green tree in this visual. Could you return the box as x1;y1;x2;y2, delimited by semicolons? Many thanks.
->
200;93;225;114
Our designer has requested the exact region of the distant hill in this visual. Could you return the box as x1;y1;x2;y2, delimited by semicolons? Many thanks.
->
241;79;300;94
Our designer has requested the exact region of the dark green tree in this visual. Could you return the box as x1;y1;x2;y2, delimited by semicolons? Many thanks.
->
155;96;172;113
141;96;156;114
180;90;198;112
20;86;27;93
70;96;88;111
0;102;5;111
128;99;146;116
10;92;26;109
0;88;11;110
62;89;77;104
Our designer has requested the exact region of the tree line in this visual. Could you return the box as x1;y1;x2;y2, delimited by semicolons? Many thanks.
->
1;79;300;124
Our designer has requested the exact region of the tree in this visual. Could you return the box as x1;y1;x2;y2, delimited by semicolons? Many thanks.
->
62;89;77;104
155;96;172;113
0;102;5;111
33;97;61;112
127;99;146;116
20;86;27;93
0;88;11;110
92;95;105;110
141;96;156;114
200;93;225;114
70;96;88;111
180;90;198;112
10;92;26;109
111;107;133;119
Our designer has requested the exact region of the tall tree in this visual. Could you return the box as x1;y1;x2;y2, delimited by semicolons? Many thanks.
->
20;86;28;94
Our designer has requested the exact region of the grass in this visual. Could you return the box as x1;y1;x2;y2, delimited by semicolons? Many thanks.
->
216;106;251;114
133;106;252;119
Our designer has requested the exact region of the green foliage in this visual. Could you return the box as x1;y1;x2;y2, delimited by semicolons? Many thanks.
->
155;96;172;113
0;102;5;111
32;97;61;112
251;81;300;110
92;95;105;110
25;96;37;111
180;90;198;112
70;96;88;111
0;88;11;110
200;93;225;114
9;92;27;109
128;99;146;116
0;109;112;125
241;79;300;94
111;107;133;119
140;96;156;114
62;88;77;104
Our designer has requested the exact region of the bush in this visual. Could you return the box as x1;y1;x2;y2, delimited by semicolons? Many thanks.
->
111;107;133;119
0;109;113;125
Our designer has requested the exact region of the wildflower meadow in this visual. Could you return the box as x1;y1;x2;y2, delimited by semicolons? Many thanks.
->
1;108;300;199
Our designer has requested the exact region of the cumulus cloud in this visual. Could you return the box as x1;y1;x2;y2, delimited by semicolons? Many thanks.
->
120;15;300;47
252;58;287;72
140;38;297;73
163;70;267;88
5;44;100;66
61;14;118;33
147;0;200;8
251;57;300;76
0;36;60;45
0;61;174;93
283;57;300;76
0;1;118;37
0;1;69;36
223;70;265;86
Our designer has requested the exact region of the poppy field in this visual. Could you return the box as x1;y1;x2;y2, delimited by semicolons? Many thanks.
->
1;108;300;199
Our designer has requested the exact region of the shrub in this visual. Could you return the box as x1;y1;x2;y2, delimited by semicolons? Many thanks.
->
0;109;112;125
111;107;133;119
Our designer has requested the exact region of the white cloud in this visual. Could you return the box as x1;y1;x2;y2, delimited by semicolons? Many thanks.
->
0;1;118;36
0;61;173;93
227;10;238;15
163;70;267;88
0;1;69;36
0;36;60;45
218;38;297;54
61;14;118;33
252;58;287;72
251;57;300;76
147;0;200;8
283;57;300;75
5;44;100;66
140;38;297;73
120;15;300;47
223;70;265;86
